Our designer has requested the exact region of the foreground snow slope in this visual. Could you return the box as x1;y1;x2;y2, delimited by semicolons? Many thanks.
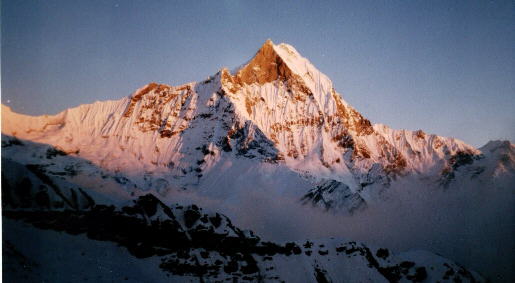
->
3;192;485;282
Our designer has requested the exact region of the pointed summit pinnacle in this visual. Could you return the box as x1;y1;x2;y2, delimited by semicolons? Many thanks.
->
263;38;274;46
232;39;293;85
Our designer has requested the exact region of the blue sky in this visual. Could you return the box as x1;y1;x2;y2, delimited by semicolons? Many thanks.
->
2;0;514;147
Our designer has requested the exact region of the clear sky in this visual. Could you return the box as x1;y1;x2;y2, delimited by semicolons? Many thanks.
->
2;0;514;147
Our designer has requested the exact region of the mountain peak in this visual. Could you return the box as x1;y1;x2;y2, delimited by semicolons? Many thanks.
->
2;41;486;195
220;40;328;101
263;38;274;46
231;40;294;86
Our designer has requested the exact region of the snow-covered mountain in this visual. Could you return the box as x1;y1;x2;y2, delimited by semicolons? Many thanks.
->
2;40;514;282
3;39;507;212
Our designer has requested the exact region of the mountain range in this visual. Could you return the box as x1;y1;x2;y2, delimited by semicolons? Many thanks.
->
2;40;514;282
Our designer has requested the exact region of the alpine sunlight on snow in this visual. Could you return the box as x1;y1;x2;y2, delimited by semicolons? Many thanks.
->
2;1;514;282
3;40;514;282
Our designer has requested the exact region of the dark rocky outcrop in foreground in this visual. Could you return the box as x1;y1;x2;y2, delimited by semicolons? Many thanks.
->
3;193;482;282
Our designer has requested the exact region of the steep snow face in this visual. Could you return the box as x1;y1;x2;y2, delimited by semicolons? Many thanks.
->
2;77;242;189
0;40;489;203
218;40;479;192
